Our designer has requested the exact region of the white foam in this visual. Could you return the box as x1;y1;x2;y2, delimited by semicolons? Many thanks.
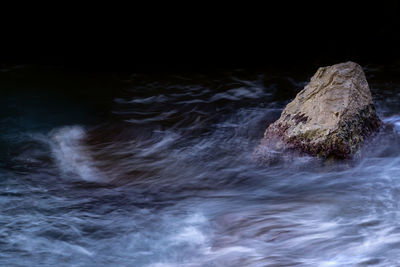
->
147;263;176;267
49;126;105;182
174;226;206;245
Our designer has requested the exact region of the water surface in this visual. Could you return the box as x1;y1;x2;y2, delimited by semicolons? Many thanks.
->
1;63;400;266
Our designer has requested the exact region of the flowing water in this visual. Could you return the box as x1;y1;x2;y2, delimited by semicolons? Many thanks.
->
2;63;400;266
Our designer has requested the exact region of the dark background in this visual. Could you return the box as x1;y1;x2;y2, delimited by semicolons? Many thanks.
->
1;2;399;72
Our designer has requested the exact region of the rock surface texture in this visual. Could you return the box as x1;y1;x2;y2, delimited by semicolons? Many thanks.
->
256;61;382;161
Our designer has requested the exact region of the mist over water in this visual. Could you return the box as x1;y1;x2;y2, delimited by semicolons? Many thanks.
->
2;63;400;266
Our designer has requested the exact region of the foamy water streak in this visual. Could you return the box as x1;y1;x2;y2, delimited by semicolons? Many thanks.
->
49;126;105;182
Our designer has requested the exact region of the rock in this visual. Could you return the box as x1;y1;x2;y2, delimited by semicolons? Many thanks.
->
255;61;382;162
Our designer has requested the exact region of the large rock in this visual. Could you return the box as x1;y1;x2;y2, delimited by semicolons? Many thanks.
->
256;61;382;161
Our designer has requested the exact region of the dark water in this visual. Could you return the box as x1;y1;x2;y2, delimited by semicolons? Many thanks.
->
2;63;400;266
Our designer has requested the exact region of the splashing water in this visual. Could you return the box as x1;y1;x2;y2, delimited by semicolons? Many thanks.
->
49;126;105;182
2;64;400;266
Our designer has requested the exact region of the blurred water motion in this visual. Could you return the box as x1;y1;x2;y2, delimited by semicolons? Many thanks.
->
1;63;400;266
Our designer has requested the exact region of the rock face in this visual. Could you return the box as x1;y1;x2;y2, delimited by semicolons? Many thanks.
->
256;61;382;161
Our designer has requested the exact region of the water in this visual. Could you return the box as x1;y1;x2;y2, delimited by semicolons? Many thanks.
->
1;63;400;266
